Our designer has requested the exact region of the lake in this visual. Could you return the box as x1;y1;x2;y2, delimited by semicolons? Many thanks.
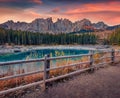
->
0;48;89;75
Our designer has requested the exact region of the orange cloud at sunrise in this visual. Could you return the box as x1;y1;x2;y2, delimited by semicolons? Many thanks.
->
0;8;42;23
61;2;120;25
31;0;42;4
0;0;120;25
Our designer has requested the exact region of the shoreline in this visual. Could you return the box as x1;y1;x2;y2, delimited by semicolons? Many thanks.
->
0;45;112;55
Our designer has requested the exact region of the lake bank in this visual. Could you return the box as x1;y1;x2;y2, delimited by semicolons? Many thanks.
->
0;45;112;55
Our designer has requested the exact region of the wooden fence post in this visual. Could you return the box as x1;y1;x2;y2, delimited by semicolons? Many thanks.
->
111;49;115;64
43;54;50;90
89;50;94;72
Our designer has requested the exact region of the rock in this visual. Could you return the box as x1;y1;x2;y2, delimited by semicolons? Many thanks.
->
92;21;108;30
54;18;73;33
1;17;118;33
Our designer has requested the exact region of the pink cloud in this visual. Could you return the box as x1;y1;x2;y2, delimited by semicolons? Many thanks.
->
64;2;120;15
0;8;41;23
0;1;120;25
57;1;120;25
51;8;60;13
31;0;42;4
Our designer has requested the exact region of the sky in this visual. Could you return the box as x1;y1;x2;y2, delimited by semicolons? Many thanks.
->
0;0;120;26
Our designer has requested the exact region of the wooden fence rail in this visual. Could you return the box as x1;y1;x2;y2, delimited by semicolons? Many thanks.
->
0;49;119;95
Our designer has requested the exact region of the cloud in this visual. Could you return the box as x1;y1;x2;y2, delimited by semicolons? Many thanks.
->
42;0;120;5
0;7;42;23
47;2;120;25
0;0;42;8
31;0;42;4
0;0;120;25
0;0;16;2
64;2;120;15
51;8;60;13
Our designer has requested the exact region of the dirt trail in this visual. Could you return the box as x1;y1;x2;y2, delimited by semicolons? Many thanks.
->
24;64;120;98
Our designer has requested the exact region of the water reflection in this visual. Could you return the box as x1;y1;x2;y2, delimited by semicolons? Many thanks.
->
0;49;88;75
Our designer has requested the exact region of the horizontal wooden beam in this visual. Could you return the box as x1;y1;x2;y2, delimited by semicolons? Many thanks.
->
0;67;90;95
0;70;44;81
0;58;44;66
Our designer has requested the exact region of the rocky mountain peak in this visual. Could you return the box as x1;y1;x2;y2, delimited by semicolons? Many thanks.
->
80;18;91;24
0;17;118;33
93;21;108;29
5;20;14;24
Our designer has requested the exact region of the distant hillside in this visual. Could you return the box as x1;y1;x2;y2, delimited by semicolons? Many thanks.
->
1;18;118;34
107;25;120;30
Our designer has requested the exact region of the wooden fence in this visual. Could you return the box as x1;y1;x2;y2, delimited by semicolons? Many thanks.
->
0;49;119;95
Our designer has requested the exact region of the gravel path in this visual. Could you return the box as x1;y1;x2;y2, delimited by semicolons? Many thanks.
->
24;64;120;98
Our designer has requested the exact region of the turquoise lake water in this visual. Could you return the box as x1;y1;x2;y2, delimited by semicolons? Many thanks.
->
0;49;89;74
0;49;89;62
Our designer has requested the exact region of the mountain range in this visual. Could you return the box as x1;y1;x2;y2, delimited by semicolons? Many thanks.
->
0;18;120;33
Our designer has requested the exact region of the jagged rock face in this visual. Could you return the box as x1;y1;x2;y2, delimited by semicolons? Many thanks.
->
54;19;73;33
29;18;54;33
92;22;108;29
0;18;111;33
73;19;92;31
0;20;29;31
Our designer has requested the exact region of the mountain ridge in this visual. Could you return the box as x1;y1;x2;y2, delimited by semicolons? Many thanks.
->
0;18;119;33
